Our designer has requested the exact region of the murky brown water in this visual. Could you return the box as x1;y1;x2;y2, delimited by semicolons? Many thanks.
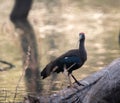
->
0;0;120;102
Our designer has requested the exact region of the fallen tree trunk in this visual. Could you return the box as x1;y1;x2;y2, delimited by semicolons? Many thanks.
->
24;58;120;103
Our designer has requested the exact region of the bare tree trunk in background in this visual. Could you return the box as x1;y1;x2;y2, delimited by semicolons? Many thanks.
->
10;0;42;94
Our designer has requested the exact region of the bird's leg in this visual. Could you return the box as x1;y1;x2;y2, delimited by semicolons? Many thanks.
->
71;73;84;86
67;63;84;86
63;65;74;88
67;63;76;71
52;66;58;72
67;74;74;88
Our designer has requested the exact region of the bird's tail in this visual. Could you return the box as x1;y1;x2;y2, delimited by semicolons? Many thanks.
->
41;62;54;79
41;67;50;79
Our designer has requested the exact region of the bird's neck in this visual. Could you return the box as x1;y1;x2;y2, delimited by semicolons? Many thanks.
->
79;39;85;51
79;39;87;61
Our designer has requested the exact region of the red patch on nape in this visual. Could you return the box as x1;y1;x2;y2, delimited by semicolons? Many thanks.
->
79;32;85;35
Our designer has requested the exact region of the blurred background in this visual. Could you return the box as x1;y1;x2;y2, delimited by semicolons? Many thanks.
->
0;0;120;102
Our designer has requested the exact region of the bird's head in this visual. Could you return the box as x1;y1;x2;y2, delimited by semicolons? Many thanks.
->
79;32;85;40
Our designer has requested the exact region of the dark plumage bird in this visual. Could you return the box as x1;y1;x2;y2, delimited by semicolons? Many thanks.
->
41;33;87;86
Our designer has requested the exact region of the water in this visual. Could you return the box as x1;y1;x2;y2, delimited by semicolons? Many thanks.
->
0;0;120;102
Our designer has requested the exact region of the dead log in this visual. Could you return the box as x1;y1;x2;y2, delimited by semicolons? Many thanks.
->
24;58;120;103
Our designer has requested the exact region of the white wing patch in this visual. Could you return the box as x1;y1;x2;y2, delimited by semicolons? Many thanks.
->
64;57;68;59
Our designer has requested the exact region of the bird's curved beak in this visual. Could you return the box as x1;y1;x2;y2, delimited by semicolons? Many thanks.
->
79;34;82;40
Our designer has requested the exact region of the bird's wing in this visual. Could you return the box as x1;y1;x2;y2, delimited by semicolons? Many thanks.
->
41;49;80;79
59;56;81;64
58;56;83;73
56;49;81;64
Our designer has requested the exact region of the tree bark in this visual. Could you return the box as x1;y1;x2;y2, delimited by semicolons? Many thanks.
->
10;0;32;21
10;0;42;94
25;58;120;103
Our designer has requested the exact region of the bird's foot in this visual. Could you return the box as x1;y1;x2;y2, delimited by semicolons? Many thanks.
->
67;83;74;88
75;81;85;86
70;74;85;87
67;83;80;89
